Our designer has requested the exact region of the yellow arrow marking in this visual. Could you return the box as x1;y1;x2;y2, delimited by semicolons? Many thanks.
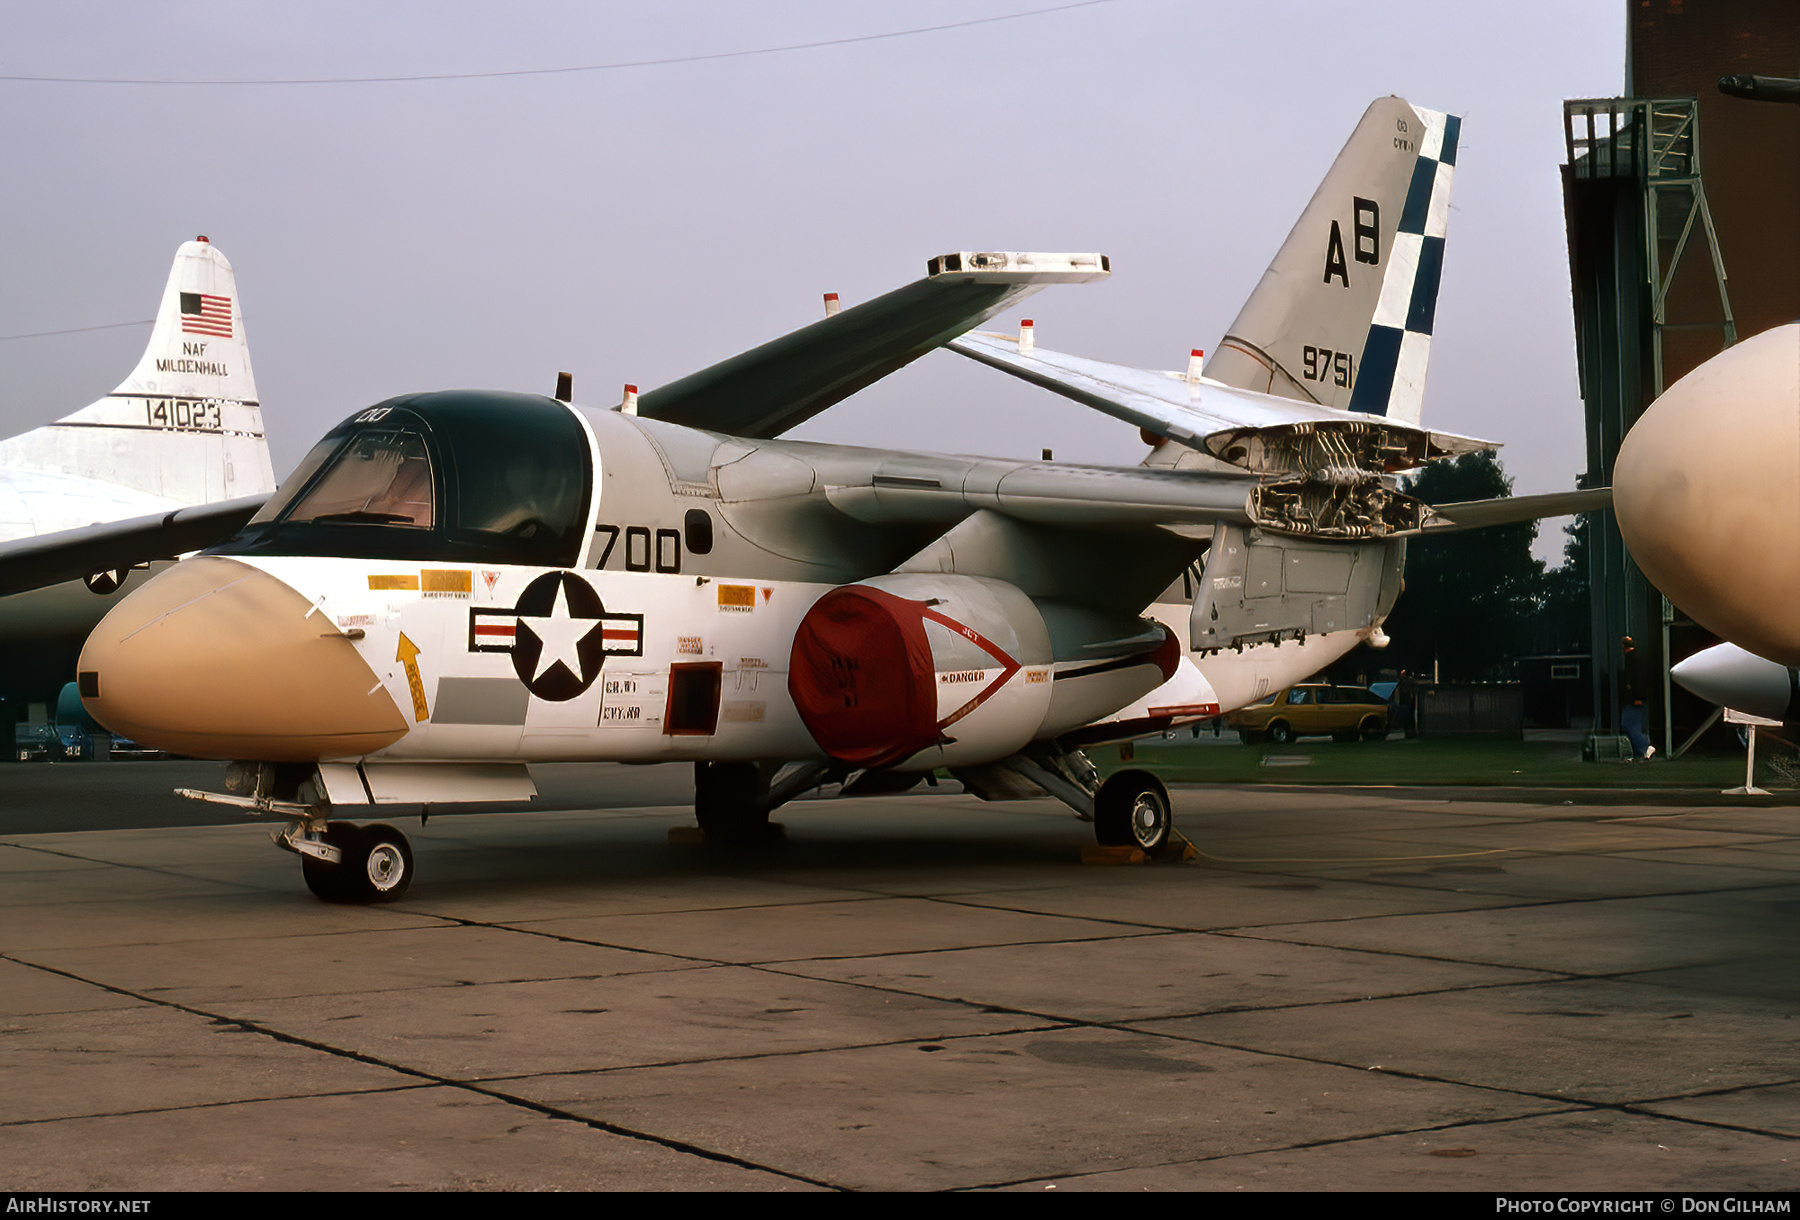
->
396;632;429;722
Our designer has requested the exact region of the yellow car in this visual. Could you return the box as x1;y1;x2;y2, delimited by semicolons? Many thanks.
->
1228;684;1390;744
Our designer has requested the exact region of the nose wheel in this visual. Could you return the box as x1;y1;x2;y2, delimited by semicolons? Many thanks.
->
298;821;414;903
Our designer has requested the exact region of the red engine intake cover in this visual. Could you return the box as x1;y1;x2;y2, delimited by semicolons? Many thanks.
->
788;585;940;769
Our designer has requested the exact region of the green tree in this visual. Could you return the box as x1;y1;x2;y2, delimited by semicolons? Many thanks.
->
1381;451;1544;682
1530;512;1592;657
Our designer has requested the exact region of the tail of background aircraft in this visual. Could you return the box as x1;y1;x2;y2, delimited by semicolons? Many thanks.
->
0;237;274;511
1206;97;1458;426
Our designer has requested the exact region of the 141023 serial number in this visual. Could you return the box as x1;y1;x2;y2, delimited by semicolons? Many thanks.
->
146;400;224;431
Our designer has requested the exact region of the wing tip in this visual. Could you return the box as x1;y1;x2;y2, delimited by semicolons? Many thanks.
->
927;251;1111;283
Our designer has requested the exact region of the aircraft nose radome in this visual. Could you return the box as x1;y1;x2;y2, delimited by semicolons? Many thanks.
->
77;556;408;762
1614;325;1800;665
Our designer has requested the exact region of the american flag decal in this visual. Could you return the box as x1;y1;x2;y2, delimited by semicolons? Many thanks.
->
179;292;233;338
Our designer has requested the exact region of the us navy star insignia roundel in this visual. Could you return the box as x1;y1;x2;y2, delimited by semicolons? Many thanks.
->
505;572;645;702
83;569;129;595
511;572;608;701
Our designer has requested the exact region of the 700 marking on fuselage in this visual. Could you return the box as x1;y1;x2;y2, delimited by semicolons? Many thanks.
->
593;524;683;574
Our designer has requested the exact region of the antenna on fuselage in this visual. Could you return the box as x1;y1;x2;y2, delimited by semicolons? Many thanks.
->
554;371;573;402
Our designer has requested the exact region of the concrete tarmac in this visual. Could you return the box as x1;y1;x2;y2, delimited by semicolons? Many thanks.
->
2;771;1797;1191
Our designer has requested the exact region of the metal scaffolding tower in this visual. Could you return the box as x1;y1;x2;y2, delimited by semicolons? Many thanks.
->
1562;97;1736;754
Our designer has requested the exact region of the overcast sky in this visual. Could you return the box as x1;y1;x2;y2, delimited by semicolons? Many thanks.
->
0;0;1623;562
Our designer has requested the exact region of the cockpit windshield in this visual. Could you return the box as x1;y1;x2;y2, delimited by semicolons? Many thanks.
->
285;430;436;528
220;391;591;566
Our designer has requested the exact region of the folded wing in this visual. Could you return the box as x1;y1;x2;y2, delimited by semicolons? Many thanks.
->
639;251;1109;437
951;329;1492;465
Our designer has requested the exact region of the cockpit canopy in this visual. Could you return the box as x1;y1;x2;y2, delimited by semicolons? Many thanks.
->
217;391;592;566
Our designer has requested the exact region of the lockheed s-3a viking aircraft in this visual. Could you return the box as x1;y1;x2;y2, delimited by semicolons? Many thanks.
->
66;98;1598;902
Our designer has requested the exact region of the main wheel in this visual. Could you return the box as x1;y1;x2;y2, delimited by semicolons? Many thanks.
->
1094;769;1173;855
1268;721;1294;745
694;761;772;842
1361;716;1387;742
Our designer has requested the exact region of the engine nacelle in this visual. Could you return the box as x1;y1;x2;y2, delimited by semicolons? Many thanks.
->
788;573;1054;771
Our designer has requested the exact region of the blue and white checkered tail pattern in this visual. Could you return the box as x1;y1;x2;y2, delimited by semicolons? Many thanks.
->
1347;110;1459;426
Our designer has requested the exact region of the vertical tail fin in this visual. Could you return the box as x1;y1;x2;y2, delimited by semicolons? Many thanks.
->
112;236;259;406
0;238;273;506
1206;98;1458;426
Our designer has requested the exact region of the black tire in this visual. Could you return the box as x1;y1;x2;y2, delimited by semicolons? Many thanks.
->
1094;769;1172;855
302;821;413;903
694;761;771;842
301;821;365;902
1268;721;1294;745
1361;716;1387;742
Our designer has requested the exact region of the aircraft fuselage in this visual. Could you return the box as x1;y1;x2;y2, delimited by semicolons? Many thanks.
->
78;390;1369;779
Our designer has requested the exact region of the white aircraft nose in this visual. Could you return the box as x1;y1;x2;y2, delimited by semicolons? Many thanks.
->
1614;324;1800;665
1670;643;1795;722
77;556;408;761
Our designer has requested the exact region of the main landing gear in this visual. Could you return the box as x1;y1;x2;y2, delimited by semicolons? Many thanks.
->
693;760;774;842
953;745;1182;859
1092;768;1174;855
690;759;836;844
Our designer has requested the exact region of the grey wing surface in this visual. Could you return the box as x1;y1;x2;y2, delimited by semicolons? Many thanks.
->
0;495;267;597
951;329;1492;463
638;252;1109;438
1423;488;1612;532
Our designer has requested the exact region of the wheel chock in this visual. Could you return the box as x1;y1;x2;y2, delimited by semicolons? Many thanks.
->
1163;829;1200;862
1082;844;1150;864
1080;828;1198;865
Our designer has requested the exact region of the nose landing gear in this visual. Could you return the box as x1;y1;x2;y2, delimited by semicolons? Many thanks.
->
176;770;415;902
288;820;414;903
